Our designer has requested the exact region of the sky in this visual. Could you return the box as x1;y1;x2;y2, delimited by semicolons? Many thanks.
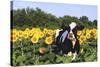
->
12;1;97;21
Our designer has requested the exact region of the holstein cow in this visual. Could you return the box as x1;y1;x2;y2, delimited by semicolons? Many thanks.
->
53;22;84;60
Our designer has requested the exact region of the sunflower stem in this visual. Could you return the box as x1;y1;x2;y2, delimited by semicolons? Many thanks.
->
21;40;24;56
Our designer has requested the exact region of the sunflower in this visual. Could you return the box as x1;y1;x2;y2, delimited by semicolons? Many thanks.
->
23;32;29;39
79;40;83;45
90;29;96;38
82;29;86;35
45;36;53;45
11;29;18;42
91;28;97;39
33;33;39;38
39;32;44;38
11;29;18;37
35;28;41;33
43;28;48;35
77;31;82;36
31;28;36;34
86;29;90;34
92;28;97;32
79;35;86;45
11;35;18;42
31;36;39;44
39;47;46;54
18;30;23;37
47;30;54;36
25;28;30;32
29;30;34;37
86;33;91;39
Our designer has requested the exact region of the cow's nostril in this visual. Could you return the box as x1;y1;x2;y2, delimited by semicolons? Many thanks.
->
69;33;73;37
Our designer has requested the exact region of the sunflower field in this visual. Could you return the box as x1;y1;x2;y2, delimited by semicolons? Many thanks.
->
11;27;97;66
11;6;97;66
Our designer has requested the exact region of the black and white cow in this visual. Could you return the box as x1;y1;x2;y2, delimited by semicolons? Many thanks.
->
53;22;84;60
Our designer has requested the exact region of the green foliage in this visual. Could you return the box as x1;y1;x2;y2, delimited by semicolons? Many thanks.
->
11;8;97;29
12;38;97;66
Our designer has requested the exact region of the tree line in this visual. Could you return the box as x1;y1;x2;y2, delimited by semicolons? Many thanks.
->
11;7;97;29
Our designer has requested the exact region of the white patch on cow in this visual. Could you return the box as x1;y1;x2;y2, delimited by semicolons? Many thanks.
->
67;30;75;40
72;39;76;48
68;22;77;48
69;22;77;30
67;51;72;56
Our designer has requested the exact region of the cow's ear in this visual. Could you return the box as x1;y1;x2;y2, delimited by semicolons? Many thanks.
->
61;24;70;31
77;24;84;30
61;23;65;30
65;25;70;31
